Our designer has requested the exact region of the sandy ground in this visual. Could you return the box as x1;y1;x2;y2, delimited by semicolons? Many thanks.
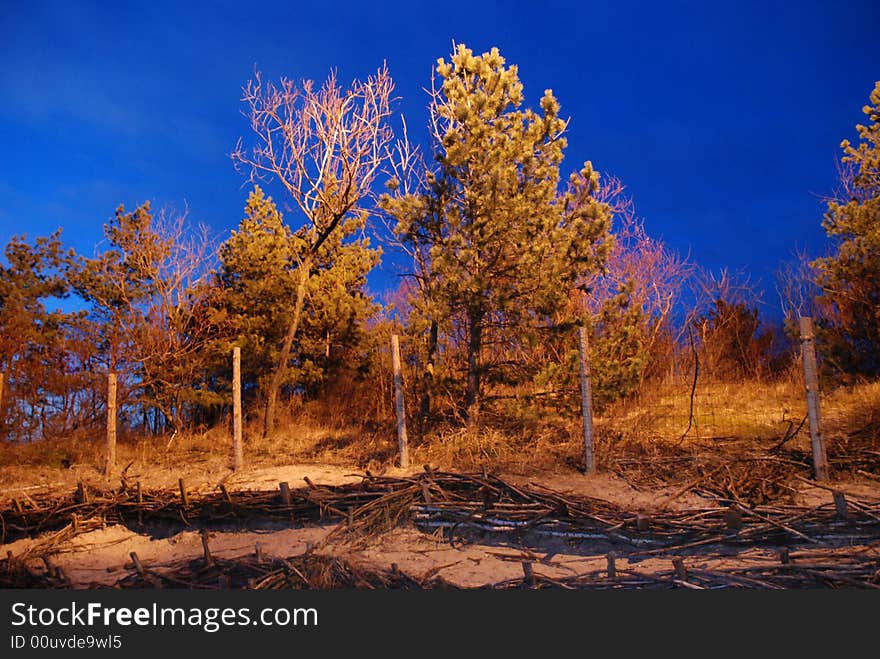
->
2;462;879;588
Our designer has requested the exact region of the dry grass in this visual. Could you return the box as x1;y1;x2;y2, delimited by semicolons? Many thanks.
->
1;379;877;492
601;378;805;443
600;378;880;445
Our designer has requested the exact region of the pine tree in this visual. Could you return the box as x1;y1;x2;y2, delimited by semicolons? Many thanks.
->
211;187;379;408
213;187;299;396
382;44;613;419
0;231;77;439
813;81;880;376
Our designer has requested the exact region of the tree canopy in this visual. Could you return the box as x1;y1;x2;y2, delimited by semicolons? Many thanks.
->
813;81;880;376
382;44;613;419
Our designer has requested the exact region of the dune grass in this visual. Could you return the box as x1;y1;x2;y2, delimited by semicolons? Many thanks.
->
1;378;877;489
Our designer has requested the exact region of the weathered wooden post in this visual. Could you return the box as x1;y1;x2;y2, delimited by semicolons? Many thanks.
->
232;346;244;471
105;373;117;477
799;317;829;481
391;334;409;469
577;327;596;474
606;552;616;579
279;481;291;507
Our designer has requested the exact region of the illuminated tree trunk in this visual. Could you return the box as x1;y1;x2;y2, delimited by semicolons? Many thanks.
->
263;255;311;437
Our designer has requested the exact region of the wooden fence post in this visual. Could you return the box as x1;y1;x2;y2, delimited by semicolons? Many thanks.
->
279;482;291;507
577;327;595;474
799;317;829;481
391;335;409;469
105;373;117;478
232;346;244;471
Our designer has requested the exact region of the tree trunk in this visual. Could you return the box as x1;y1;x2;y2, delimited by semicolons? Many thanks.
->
263;255;311;437
464;308;484;423
418;319;439;430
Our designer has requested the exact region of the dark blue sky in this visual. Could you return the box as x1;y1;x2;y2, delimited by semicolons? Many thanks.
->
1;1;877;311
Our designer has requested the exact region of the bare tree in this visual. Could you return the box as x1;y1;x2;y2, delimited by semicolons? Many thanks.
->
136;211;218;429
776;247;821;327
689;268;772;379
587;175;694;354
232;65;394;436
72;205;218;432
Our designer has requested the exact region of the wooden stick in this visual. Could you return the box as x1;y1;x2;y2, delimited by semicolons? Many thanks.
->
279;482;291;507
220;484;233;506
178;478;188;507
577;326;595;474
521;561;536;587
105;373;117;478
672;557;688;581
738;505;817;543
832;491;848;519
799;317;829;481
232;346;243;471
255;543;263;564
200;529;214;566
130;552;145;576
606;552;616;579
76;481;88;504
391;334;409;469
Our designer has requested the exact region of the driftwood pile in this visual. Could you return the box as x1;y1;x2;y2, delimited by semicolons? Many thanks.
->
2;469;879;589
0;546;442;590
0;476;386;545
607;430;880;505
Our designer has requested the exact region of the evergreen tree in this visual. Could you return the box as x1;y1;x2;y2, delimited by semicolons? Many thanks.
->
211;187;379;407
533;284;648;414
0;231;78;439
382;44;613;419
213;187;298;396
813;81;880;376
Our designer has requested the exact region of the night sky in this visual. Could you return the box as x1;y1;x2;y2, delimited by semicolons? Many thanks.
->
1;0;877;312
